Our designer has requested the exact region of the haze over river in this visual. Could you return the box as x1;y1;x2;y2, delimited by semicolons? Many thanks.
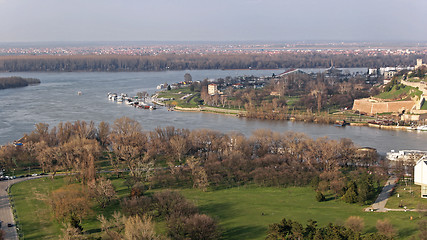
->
1;69;426;154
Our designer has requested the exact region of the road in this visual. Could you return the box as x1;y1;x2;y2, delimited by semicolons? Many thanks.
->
0;176;39;240
366;176;399;212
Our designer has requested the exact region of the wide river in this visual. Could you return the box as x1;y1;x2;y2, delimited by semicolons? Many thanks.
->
1;69;426;154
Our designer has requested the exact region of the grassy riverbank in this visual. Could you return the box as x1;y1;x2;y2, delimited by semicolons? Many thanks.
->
10;177;423;239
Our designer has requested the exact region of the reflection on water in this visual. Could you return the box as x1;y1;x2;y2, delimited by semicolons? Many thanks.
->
0;70;426;154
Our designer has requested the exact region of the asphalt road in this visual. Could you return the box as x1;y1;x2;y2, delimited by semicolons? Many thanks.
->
0;177;39;240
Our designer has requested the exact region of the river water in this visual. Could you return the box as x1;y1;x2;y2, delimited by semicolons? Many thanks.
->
0;69;426;154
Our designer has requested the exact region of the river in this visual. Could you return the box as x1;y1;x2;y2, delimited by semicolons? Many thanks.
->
1;69;426;154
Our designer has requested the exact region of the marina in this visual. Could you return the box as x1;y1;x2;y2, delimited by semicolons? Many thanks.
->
107;92;157;110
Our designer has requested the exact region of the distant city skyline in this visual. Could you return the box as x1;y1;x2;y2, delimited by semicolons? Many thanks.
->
0;0;426;43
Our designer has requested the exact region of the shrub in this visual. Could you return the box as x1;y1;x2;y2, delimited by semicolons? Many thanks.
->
315;191;326;202
345;216;364;233
376;219;396;238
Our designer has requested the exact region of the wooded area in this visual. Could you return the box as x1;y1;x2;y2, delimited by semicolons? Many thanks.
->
0;53;422;72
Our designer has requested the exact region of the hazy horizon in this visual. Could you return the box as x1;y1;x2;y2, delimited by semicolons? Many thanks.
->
1;0;426;43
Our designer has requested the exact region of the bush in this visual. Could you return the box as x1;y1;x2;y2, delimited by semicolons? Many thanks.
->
344;216;364;233
315;191;326;202
376;219;396;239
154;190;198;219
167;214;219;240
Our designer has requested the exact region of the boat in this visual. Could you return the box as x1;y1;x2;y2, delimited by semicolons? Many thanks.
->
334;120;348;127
417;125;427;131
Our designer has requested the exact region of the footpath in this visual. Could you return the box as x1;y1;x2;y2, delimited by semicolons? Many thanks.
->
365;176;399;212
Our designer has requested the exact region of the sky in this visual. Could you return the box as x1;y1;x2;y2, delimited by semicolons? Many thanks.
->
0;0;426;43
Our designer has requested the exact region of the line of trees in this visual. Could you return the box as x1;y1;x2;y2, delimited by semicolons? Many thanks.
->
266;217;398;239
0;117;387;192
0;53;422;72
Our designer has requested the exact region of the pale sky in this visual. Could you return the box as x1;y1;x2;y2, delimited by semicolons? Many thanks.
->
0;0;426;42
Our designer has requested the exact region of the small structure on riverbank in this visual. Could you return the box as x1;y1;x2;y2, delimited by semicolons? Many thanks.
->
414;156;427;198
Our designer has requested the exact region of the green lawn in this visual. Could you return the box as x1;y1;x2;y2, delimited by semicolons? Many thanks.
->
286;96;301;106
180;187;423;240
10;178;424;240
386;182;427;209
376;85;422;100
10;177;66;239
157;87;201;108
10;176;129;240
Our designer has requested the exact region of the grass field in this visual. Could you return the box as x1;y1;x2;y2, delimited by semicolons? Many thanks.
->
386;182;427;209
180;187;422;240
10;176;129;239
10;178;424;239
157;88;201;108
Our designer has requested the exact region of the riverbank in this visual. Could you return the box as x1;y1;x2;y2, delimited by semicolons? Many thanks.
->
174;105;245;116
173;105;418;132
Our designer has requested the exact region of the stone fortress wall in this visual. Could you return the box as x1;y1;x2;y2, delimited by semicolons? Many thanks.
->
353;99;416;114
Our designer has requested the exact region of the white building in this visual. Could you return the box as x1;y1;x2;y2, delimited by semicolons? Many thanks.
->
386;150;427;163
208;84;218;95
414;156;427;198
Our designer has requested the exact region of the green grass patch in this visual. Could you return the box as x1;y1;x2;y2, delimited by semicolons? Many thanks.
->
10;177;66;239
386;182;427;210
10;176;132;240
286;96;301;106
180;186;422;240
376;85;422;100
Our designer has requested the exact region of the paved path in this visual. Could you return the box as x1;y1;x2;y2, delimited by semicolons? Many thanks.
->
366;176;399;212
0;177;40;240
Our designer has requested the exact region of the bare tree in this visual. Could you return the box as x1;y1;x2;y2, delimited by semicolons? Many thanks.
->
88;177;117;208
376;219;396;238
345;216;365;233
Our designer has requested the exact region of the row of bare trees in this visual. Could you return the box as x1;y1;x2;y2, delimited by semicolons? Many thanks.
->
0;117;385;192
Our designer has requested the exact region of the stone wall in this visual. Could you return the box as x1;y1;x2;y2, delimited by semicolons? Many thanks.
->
353;99;416;114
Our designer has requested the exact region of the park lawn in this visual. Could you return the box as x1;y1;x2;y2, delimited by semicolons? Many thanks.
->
386;182;427;209
10;177;66;239
10;176;131;240
157;87;193;99
10;178;423;240
180;186;422;240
